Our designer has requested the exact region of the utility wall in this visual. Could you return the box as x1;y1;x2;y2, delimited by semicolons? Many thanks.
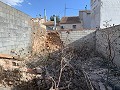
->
0;1;32;56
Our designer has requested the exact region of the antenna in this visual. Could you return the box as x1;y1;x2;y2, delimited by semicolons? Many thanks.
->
85;5;87;10
39;14;41;18
64;4;66;16
36;15;38;18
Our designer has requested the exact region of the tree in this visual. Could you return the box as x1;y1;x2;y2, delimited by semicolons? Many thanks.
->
50;15;60;22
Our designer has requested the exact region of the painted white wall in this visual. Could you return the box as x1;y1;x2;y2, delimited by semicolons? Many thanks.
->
60;23;83;30
91;0;120;29
91;0;101;29
100;0;120;28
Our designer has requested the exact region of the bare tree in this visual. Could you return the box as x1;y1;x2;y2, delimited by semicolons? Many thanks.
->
96;24;120;89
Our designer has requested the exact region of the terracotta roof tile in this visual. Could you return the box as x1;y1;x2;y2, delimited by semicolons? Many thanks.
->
43;21;59;26
60;16;81;24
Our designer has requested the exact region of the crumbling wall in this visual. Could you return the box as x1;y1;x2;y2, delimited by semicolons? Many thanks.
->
0;1;32;56
32;29;63;55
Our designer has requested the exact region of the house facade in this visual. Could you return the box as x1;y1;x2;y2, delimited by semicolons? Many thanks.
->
60;16;83;30
43;21;60;30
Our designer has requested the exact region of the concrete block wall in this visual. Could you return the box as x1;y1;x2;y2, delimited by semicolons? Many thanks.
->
59;30;96;60
59;30;95;45
0;1;32;56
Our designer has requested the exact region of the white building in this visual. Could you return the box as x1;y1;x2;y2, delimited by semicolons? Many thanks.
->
60;16;83;30
91;0;120;29
43;21;60;30
79;10;91;29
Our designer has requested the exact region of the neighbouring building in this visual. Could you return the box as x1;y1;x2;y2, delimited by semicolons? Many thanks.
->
60;16;83;30
31;18;46;30
91;0;120;29
43;21;60;30
79;10;91;29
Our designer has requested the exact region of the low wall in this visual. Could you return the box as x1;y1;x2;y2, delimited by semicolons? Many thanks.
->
96;25;120;66
59;30;96;45
58;30;96;56
59;27;120;67
0;1;32;56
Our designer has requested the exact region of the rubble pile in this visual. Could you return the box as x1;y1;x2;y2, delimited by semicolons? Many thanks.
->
26;47;92;90
45;31;63;53
32;28;46;55
0;59;36;90
32;30;63;56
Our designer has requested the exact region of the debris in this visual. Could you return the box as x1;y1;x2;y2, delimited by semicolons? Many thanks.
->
0;54;13;59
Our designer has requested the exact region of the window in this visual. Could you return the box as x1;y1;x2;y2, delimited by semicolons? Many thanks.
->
73;25;76;29
61;26;64;29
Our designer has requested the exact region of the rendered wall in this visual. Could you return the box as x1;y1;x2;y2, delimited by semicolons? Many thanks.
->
91;0;101;29
79;11;91;29
91;0;120;29
60;23;83;30
96;25;120;66
100;0;120;28
0;1;32;56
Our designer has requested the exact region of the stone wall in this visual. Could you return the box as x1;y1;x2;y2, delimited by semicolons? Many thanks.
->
0;1;32;56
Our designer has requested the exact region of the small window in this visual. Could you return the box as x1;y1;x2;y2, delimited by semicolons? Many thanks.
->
61;26;64;29
73;25;76;29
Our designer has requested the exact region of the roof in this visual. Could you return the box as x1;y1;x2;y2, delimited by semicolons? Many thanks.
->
79;10;91;14
60;16;81;24
43;21;59;26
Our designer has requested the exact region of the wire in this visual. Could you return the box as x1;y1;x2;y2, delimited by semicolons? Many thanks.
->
66;8;79;10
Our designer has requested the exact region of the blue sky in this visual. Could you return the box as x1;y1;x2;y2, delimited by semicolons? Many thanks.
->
0;0;90;19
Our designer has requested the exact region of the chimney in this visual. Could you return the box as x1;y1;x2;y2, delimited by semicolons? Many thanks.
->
53;16;56;30
44;9;46;22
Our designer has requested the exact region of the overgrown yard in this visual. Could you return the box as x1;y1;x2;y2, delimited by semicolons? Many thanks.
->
0;31;120;90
